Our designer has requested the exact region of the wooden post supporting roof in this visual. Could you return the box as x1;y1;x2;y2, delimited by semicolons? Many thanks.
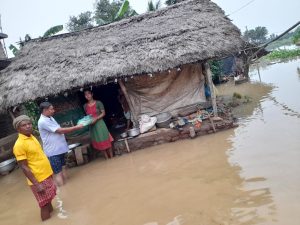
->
204;62;218;117
118;79;139;127
7;109;15;120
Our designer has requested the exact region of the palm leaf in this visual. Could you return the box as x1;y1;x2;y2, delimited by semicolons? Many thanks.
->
43;25;63;38
148;0;155;11
129;9;138;16
155;0;161;10
114;0;129;20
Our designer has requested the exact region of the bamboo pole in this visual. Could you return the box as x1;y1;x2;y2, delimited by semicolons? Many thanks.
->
204;62;218;117
118;79;139;127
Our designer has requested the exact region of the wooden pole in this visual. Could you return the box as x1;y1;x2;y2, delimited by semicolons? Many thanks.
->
118;79;139;127
8;109;15;120
204;62;218;117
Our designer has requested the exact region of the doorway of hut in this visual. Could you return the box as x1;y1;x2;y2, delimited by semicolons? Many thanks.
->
77;83;130;140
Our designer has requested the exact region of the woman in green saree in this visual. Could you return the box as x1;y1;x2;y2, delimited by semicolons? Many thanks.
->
83;89;113;159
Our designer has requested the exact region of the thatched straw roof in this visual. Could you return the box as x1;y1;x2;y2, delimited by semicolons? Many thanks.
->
0;0;244;111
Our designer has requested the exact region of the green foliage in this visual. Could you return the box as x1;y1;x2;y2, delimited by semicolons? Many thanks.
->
266;37;293;50
292;27;300;44
9;44;19;56
243;26;268;44
233;92;242;99
209;60;223;83
9;25;64;56
265;27;300;50
43;25;63;38
67;11;94;32
147;0;161;11
94;0;136;25
165;0;178;5
24;101;40;134
243;95;251;103
264;49;300;60
115;0;129;20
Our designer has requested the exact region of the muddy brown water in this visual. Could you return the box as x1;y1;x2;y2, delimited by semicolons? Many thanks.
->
1;59;299;225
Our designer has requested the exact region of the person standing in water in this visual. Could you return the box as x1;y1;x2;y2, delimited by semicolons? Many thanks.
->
13;115;56;221
83;89;114;159
38;102;83;186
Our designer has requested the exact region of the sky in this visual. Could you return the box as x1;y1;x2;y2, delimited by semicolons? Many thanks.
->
0;0;299;57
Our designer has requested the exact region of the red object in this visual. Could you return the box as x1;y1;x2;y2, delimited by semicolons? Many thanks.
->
30;176;56;208
91;134;114;151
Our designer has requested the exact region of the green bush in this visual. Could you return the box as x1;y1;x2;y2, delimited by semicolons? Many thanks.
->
209;60;223;83
264;49;300;60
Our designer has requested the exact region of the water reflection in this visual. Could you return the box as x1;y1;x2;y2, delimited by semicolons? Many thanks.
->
225;58;300;225
217;80;273;121
0;129;272;225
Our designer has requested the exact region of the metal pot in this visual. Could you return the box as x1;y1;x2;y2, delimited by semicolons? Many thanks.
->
127;128;140;137
156;112;172;128
0;158;16;174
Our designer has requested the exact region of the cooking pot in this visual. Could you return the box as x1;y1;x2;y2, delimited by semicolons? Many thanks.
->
0;158;16;175
156;112;172;128
127;128;140;137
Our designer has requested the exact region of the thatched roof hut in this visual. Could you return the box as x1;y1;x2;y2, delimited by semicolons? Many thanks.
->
0;0;244;112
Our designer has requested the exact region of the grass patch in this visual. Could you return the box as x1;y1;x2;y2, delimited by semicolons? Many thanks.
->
264;49;300;60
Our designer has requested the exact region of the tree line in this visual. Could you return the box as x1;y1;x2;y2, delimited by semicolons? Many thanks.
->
9;0;180;55
9;0;299;55
67;0;180;32
243;26;300;49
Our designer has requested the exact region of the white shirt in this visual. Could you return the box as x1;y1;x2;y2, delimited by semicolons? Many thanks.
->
38;114;69;157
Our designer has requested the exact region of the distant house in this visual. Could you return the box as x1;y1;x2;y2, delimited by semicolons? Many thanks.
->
0;0;245;127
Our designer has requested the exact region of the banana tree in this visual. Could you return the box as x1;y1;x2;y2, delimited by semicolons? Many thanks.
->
147;0;161;11
95;0;137;25
9;25;63;56
114;0;130;20
43;25;63;38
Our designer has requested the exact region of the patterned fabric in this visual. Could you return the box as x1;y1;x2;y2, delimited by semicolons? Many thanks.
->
48;153;66;174
13;134;53;185
84;101;114;151
30;176;56;208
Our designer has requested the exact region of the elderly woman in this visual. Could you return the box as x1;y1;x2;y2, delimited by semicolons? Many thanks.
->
83;89;114;159
12;115;56;221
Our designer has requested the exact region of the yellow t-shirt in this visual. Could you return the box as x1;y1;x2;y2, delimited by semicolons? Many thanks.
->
13;134;53;185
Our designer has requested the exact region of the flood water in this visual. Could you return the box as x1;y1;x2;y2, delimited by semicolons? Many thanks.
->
1;59;299;225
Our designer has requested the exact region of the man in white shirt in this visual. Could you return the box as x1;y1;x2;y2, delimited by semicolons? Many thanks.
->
38;102;83;186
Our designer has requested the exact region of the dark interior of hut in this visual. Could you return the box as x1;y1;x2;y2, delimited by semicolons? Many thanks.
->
77;83;130;138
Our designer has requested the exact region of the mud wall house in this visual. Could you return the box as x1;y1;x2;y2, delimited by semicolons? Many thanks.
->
0;0;245;137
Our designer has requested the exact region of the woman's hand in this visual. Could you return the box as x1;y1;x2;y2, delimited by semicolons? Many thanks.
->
91;118;98;125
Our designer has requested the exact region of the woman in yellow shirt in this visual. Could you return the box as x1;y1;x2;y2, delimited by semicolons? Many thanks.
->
13;115;56;221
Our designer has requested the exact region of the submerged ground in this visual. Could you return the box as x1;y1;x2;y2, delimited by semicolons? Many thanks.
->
1;58;299;225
